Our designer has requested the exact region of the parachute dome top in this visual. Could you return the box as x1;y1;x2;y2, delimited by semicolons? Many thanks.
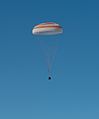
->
32;22;63;35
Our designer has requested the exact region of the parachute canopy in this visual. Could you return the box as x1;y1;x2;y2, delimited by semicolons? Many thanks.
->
32;22;63;35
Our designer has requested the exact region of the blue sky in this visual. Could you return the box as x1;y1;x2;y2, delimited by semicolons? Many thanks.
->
0;0;99;119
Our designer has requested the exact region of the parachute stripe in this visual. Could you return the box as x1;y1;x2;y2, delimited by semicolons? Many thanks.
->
34;26;62;29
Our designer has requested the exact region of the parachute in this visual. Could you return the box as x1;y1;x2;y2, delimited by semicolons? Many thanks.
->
32;22;63;80
32;22;63;35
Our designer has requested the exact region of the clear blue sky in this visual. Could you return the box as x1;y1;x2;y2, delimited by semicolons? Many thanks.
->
0;0;99;119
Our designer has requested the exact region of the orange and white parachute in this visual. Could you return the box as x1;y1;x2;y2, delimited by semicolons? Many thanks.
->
32;22;63;80
32;22;63;35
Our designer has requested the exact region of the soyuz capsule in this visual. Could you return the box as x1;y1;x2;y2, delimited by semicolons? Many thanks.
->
32;22;63;35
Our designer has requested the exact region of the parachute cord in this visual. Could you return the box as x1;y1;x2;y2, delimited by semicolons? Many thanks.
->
47;56;51;77
37;39;51;77
37;38;60;79
47;44;59;78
